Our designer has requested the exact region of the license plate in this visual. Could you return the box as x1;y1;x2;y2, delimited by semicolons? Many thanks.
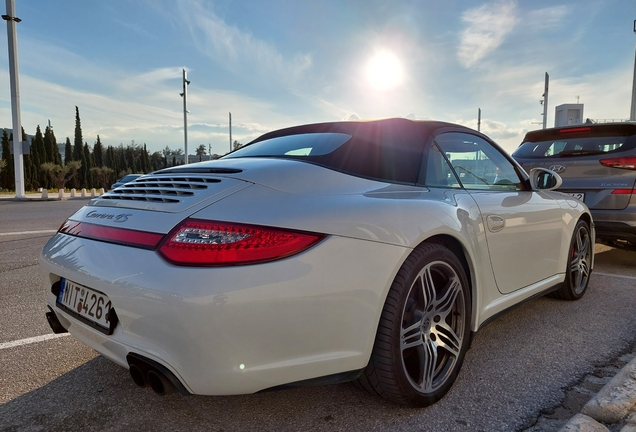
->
57;279;113;331
568;193;585;201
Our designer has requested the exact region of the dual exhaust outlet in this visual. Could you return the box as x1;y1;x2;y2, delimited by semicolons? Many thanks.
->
126;353;189;396
45;308;187;397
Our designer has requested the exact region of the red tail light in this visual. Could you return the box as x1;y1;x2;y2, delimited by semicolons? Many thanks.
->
557;127;591;134
600;157;636;170
59;221;164;249
157;219;325;266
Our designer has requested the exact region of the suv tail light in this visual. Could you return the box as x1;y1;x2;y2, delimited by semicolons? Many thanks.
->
158;219;325;266
557;127;591;134
600;157;636;170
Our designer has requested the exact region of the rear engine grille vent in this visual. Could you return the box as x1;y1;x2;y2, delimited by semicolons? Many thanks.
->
102;176;222;203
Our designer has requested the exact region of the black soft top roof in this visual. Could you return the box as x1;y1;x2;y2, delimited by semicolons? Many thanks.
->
239;118;475;184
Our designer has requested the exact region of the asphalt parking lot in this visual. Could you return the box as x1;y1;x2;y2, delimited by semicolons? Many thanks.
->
1;198;635;432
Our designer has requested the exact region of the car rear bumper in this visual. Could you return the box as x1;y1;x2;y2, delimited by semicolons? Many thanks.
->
39;233;408;395
591;209;636;243
594;221;636;244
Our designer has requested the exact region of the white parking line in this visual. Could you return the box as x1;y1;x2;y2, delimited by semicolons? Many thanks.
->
0;229;58;236
0;333;70;350
593;271;636;282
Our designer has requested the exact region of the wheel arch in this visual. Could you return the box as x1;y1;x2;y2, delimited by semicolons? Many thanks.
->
420;234;474;306
578;212;592;229
578;211;595;271
575;212;595;271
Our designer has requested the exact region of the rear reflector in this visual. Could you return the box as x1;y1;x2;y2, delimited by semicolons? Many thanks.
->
600;157;636;170
611;189;634;195
158;219;325;266
59;221;164;249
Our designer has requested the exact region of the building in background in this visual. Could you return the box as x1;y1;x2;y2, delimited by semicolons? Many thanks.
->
554;104;584;127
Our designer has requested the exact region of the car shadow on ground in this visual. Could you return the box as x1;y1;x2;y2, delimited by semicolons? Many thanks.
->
597;240;636;253
0;355;404;432
594;242;636;278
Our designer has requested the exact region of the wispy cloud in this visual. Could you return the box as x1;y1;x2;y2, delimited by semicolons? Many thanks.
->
458;0;518;68
113;18;159;41
174;0;312;83
524;6;570;31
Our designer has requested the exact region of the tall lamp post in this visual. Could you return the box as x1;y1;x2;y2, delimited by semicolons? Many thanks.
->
2;0;25;198
541;72;549;129
180;69;190;164
630;20;636;121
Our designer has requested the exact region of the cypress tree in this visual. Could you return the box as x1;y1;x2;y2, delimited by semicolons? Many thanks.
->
117;145;127;175
64;137;73;165
22;128;36;190
83;142;94;187
125;146;134;172
44;126;62;165
105;146;117;185
72;107;88;188
32;126;48;188
0;130;14;190
93;135;104;168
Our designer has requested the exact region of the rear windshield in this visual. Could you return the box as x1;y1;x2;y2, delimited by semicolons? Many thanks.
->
514;131;636;159
225;133;351;158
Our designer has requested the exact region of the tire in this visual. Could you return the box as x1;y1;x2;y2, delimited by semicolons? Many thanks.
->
357;243;471;407
550;219;592;300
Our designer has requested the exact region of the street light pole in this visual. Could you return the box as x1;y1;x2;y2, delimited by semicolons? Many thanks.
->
542;72;549;129
477;108;481;132
180;69;190;164
3;0;25;198
630;20;636;121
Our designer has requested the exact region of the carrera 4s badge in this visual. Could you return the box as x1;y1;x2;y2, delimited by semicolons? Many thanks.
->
86;210;132;223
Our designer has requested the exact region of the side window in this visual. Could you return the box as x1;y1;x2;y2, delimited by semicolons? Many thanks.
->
434;133;523;191
425;143;462;188
545;141;567;156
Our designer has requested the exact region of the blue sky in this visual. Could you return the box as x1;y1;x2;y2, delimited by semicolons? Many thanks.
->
0;0;634;156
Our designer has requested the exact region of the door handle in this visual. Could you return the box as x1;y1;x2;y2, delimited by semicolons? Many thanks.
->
487;215;506;233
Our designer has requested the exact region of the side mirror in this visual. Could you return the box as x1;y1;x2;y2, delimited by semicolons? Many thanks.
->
529;167;563;191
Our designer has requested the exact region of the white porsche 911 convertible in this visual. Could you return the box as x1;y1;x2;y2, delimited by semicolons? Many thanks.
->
40;118;593;407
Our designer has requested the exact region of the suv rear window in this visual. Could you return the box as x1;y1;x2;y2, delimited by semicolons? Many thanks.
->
513;125;636;159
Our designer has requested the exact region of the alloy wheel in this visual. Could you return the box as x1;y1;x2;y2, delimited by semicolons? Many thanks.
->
400;260;466;392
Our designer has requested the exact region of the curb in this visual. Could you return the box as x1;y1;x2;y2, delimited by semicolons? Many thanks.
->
560;414;611;432
559;355;636;431
0;189;106;201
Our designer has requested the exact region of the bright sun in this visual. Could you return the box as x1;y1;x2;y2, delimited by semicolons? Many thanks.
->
365;50;404;90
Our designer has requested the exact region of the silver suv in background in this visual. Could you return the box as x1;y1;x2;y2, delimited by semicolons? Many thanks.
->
512;122;636;246
110;173;143;191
